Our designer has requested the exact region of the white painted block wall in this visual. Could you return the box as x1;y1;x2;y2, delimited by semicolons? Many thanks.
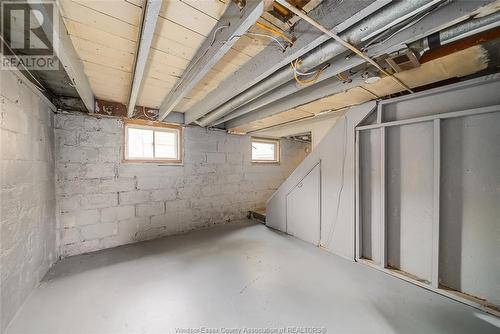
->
0;70;58;331
55;112;310;257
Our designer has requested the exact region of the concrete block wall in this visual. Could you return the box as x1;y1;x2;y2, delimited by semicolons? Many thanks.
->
55;112;309;257
0;70;57;331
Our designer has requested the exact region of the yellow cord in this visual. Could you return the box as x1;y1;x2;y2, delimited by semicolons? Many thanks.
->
256;21;294;45
291;59;329;85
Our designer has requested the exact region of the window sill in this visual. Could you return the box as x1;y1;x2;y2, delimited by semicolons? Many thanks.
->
122;159;184;166
251;161;280;165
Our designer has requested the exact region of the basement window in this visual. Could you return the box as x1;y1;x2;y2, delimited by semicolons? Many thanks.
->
251;137;280;164
123;119;182;164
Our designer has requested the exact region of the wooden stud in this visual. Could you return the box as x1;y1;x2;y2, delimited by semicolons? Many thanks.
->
380;126;387;268
355;130;361;261
432;119;441;288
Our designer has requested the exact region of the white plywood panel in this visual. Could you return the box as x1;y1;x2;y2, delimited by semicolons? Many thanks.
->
147;49;189;75
159;0;218;37
137;77;175;108
386;122;434;282
181;0;229;20
59;0;139;40
359;128;382;264
440;111;500;307
87;78;130;103
154;16;205;49
286;163;321;245
125;0;144;7
71;0;142;26
151;33;198;61
82;61;131;82
64;19;137;53
71;37;135;71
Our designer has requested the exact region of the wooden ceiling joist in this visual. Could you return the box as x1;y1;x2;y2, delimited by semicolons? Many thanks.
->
157;0;265;121
183;0;391;124
30;1;95;111
127;0;162;117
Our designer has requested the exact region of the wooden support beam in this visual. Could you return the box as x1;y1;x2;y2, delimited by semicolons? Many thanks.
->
183;0;391;124
275;0;413;93
29;1;95;112
217;0;499;127
157;0;265;121
380;126;387;268
127;0;162;117
431;119;441;288
355;130;361;261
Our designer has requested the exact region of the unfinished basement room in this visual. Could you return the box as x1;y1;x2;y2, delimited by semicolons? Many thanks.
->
1;0;500;333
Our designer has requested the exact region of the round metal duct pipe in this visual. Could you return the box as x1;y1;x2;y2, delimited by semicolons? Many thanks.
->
196;0;440;127
209;9;500;127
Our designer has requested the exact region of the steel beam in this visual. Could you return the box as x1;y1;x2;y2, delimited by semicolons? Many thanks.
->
157;0;265;121
29;1;95;112
184;0;391;124
127;0;162;117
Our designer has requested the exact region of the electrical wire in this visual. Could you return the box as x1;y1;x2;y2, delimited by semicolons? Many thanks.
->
175;24;288;93
142;108;158;120
245;32;287;51
290;59;319;76
130;106;158;120
0;34;46;92
255;21;294;45
250;21;328;85
291;59;329;85
172;24;230;92
278;0;414;94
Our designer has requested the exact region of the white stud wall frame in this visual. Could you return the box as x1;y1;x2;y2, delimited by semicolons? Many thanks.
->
355;74;500;316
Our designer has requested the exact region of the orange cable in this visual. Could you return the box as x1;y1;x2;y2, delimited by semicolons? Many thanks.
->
256;21;293;45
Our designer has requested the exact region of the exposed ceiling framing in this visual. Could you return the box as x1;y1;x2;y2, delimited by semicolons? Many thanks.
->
157;0;265;121
29;0;95;111
3;0;499;136
127;0;162;117
184;0;390;124
222;0;500;130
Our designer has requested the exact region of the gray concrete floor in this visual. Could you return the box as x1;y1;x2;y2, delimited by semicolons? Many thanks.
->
6;221;500;334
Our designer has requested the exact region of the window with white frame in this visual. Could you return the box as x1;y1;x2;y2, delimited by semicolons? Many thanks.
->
124;120;182;163
251;137;280;164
